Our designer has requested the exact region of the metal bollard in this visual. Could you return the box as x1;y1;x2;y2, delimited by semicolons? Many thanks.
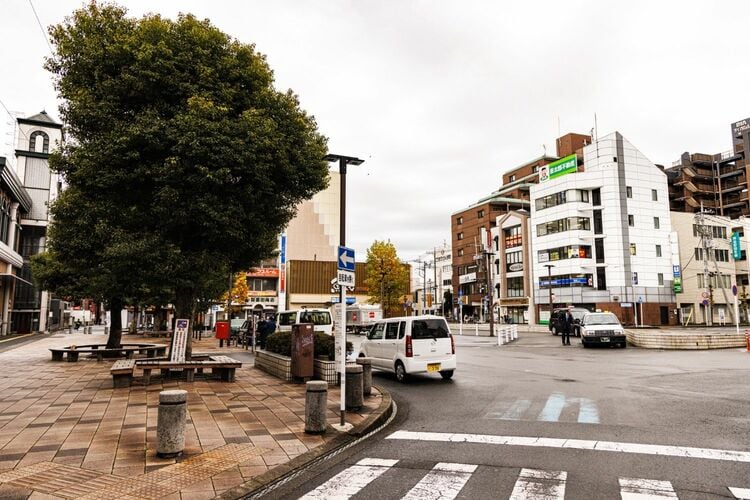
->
345;365;363;411
356;357;372;396
157;390;187;457
305;380;328;434
497;329;505;346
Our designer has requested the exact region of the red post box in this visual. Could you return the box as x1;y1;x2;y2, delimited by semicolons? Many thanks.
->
215;320;230;340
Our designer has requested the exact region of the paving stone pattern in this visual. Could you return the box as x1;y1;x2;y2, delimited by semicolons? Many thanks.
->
0;331;382;499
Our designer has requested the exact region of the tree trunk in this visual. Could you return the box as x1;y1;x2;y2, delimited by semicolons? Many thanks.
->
106;296;123;348
174;289;196;359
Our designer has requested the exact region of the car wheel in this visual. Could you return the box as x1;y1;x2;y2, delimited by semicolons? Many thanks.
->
395;361;408;383
620;342;627;349
551;326;558;336
439;370;454;380
582;341;589;348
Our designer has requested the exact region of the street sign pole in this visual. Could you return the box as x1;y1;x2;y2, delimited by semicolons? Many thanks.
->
340;284;346;424
733;284;740;335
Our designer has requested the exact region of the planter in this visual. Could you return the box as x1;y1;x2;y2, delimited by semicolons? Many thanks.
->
254;351;292;382
314;358;338;385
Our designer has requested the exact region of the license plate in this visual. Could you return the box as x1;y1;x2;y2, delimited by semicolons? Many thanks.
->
427;363;441;373
600;337;610;342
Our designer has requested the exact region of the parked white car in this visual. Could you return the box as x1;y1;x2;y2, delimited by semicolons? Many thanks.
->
359;315;456;382
580;312;627;348
275;308;333;335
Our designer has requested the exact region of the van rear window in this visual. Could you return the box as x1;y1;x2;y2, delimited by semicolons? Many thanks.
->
411;319;449;339
299;311;331;325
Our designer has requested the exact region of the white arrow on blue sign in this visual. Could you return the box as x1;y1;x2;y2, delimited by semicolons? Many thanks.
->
337;246;355;272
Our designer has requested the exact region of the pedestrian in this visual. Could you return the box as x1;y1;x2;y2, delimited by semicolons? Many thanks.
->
562;307;573;346
74;319;81;330
256;318;268;349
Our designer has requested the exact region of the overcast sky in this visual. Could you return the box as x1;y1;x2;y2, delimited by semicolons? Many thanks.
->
2;1;749;263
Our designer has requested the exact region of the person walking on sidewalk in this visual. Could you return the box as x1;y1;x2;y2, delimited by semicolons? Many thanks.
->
562;308;573;346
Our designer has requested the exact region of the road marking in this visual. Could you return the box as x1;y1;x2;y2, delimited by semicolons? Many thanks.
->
730;486;750;499
486;393;600;424
402;462;477;500
386;431;750;463
509;468;566;499
619;478;677;498
299;458;398;499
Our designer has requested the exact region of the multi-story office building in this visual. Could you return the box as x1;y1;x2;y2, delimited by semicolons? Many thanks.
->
666;117;750;218
530;132;677;326
670;211;750;324
490;210;534;324
451;133;591;321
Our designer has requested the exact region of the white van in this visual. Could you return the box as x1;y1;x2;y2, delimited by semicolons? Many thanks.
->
358;315;456;382
276;308;333;335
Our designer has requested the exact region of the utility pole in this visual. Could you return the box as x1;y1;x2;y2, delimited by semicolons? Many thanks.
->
697;203;712;325
486;247;495;336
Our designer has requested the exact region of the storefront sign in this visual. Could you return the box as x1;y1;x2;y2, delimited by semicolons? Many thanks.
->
732;118;750;139
459;272;477;284
508;263;523;272
247;267;279;278
673;265;682;293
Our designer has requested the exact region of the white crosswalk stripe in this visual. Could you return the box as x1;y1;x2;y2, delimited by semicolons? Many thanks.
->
509;468;567;499
298;457;398;499
619;478;677;499
298;458;750;499
730;486;750;499
402;462;477;500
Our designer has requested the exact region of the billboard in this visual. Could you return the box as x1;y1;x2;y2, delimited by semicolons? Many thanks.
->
539;154;577;182
731;118;750;139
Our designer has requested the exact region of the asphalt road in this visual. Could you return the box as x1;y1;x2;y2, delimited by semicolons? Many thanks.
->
266;330;750;499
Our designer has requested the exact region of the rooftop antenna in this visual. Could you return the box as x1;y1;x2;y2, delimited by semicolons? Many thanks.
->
557;116;561;155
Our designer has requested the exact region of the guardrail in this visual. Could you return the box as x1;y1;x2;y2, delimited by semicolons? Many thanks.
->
497;325;518;346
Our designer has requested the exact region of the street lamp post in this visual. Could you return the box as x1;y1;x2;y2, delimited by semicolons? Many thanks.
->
323;153;364;427
544;264;555;324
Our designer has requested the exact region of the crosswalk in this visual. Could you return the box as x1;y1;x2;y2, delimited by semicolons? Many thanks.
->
299;458;750;499
485;392;600;424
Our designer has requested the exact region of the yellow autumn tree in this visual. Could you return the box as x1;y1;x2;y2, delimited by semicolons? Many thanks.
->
221;273;250;315
365;240;409;318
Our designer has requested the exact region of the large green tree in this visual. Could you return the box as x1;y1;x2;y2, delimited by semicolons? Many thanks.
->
37;2;328;353
364;240;409;318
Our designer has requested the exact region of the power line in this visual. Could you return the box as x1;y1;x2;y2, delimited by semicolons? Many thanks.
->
28;0;54;55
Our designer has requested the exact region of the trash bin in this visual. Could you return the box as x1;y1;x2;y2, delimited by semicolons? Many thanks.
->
292;323;314;379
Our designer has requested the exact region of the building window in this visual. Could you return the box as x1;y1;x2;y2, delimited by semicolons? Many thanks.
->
477;209;485;218
457;249;464;257
626;186;632;198
593;209;603;234
29;130;49;153
536;217;590;236
534;189;589;211
629;243;637;255
628;215;634;227
538;245;592;263
658;273;664;286
653;217;660;229
509;175;516;182
595;238;605;264
592;188;601;206
456;216;463;225
656;244;662;257
504;225;522;248
532;166;538;173
0;194;11;244
652;189;658;201
506;277;524;297
457;232;463;241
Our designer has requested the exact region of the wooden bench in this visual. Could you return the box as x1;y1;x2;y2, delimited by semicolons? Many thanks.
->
110;356;242;387
50;344;167;362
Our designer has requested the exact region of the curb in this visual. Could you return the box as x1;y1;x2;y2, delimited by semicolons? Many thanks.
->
216;385;394;499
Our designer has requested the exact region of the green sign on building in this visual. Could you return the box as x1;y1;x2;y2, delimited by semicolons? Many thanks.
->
541;154;578;182
731;231;742;260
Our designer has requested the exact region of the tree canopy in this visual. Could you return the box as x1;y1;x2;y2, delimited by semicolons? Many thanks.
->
364;240;409;318
34;2;329;350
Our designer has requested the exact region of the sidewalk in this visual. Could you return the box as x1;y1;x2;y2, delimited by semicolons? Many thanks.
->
0;329;391;499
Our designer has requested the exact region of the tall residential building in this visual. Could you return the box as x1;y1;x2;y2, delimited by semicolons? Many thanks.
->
11;111;63;334
666;117;750;218
530;132;676;326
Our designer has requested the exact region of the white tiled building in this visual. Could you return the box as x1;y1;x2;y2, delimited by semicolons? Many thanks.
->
530;132;677;326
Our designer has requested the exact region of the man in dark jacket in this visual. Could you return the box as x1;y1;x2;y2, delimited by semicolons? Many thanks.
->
562;308;573;346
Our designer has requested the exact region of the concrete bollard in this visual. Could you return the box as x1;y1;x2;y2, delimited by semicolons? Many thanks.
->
304;380;328;434
356;357;372;396
345;364;363;411
157;390;187;457
497;330;504;346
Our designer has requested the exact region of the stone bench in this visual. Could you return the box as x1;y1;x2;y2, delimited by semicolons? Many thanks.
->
110;356;242;388
50;344;167;362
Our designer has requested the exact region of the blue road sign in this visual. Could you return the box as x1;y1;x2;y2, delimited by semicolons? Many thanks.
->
337;246;355;272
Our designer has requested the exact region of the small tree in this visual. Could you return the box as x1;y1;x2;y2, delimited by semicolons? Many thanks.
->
221;273;251;317
364;240;409;318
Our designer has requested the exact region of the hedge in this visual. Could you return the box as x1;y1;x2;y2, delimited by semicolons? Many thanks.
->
265;331;352;360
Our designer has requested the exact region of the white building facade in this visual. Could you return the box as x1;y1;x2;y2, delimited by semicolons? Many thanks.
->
412;244;452;316
530;132;677;326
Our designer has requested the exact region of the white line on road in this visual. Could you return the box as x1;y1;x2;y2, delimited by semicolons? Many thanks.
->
298;458;398;499
619;478;677;499
401;462;477;500
386;430;750;463
509;468;566;499
730;486;750;499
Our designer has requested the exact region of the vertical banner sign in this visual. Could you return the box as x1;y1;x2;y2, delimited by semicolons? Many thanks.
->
279;234;287;310
171;319;190;363
731;232;742;260
673;265;682;293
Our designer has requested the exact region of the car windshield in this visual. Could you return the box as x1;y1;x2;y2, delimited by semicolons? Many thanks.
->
411;319;449;339
584;313;620;325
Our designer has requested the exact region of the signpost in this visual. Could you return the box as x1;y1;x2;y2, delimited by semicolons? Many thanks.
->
337;245;354;427
171;319;190;363
733;283;740;335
